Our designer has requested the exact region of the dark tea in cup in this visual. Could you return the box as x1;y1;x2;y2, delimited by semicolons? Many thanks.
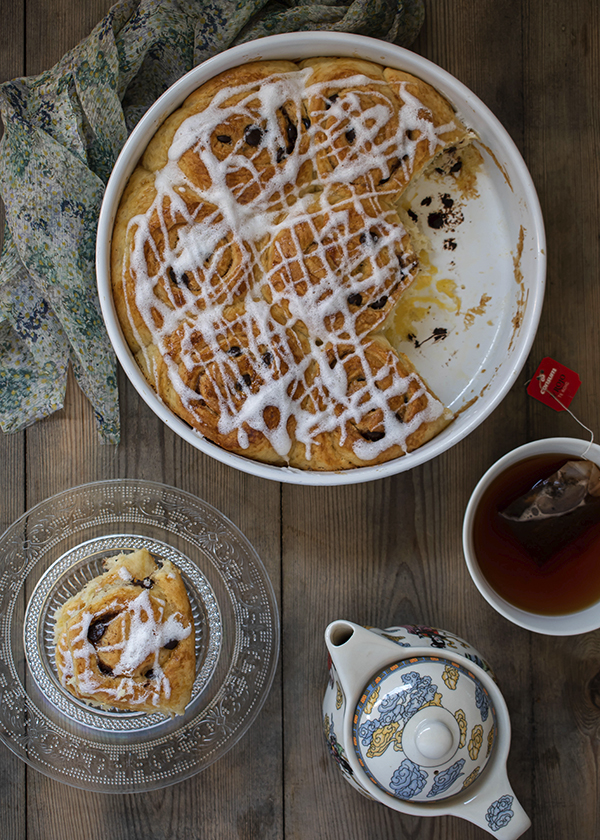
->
463;438;600;635
471;453;600;615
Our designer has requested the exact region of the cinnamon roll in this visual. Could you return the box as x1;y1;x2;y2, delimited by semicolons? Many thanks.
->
142;60;314;213
300;57;470;199
54;549;195;716
263;192;419;338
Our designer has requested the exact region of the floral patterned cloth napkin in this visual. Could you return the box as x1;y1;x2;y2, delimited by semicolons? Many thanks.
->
0;0;424;444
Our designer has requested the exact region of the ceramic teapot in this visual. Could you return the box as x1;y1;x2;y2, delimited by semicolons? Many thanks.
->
323;620;530;839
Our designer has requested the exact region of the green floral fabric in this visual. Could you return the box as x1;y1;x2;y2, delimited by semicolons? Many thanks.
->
0;0;424;444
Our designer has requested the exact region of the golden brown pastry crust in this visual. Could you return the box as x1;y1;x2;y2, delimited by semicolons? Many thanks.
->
111;57;467;471
54;549;195;716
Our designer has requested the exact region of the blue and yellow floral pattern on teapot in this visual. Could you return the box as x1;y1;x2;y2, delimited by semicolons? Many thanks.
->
353;656;497;802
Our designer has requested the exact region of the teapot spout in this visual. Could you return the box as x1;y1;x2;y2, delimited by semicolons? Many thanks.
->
325;620;404;704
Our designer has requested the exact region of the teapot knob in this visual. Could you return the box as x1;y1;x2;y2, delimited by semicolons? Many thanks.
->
414;718;455;761
402;706;461;767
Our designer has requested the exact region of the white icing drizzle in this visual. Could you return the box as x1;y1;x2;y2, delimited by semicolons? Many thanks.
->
62;589;191;707
122;66;454;464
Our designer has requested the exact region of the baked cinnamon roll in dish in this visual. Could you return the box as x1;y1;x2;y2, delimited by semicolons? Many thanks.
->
54;549;195;716
111;57;471;470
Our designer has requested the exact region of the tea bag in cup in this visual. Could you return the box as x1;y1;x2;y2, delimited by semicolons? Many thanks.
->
499;459;600;565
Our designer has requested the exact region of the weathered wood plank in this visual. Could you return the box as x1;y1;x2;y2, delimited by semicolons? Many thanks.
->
0;2;27;839
523;3;600;839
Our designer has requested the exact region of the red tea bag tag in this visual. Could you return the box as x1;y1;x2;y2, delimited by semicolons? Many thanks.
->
527;357;581;411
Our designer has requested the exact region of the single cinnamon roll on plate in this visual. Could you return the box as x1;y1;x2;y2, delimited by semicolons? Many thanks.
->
54;548;195;716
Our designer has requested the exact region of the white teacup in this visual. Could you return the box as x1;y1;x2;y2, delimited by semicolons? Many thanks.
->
462;437;600;635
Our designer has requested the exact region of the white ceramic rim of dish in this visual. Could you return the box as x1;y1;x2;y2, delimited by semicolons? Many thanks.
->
462;437;600;635
96;31;546;486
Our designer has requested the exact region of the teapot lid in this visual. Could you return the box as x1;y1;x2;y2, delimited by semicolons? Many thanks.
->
352;655;497;803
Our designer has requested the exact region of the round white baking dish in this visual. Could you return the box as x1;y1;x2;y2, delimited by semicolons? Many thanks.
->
96;32;546;486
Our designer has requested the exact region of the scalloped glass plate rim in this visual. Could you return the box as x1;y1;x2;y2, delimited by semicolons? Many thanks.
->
0;478;280;792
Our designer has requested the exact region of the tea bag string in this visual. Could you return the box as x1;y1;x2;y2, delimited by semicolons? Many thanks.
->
526;375;595;458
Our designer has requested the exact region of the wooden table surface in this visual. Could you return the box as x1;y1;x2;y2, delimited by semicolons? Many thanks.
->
1;1;599;838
